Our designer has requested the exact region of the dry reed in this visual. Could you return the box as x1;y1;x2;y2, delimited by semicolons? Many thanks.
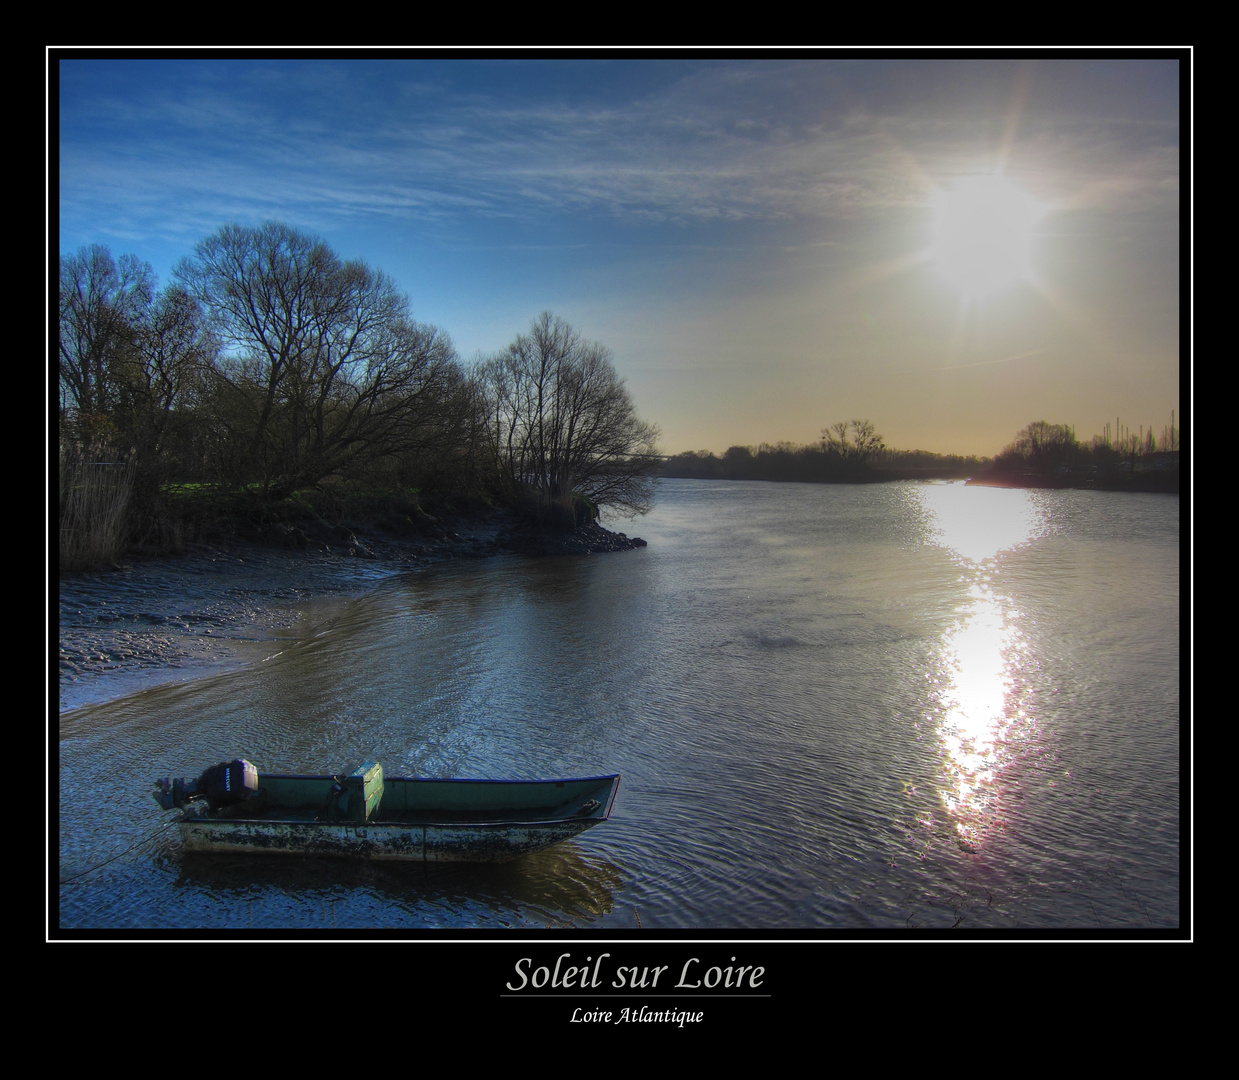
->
59;443;134;572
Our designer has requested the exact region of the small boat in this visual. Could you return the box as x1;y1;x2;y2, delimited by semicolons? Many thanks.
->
153;760;620;863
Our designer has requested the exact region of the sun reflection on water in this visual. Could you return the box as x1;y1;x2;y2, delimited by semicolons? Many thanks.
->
922;483;1044;564
916;484;1042;851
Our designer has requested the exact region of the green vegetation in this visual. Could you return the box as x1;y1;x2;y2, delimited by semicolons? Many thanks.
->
59;226;661;572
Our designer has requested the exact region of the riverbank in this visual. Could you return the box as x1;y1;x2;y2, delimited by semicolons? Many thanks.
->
57;507;646;713
965;470;1179;493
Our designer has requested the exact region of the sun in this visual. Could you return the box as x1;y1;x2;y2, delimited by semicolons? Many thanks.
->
929;175;1046;300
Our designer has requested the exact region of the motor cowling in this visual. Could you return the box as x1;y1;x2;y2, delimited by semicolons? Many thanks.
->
154;759;258;810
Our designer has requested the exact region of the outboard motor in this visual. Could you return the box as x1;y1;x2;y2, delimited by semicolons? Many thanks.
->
154;759;258;811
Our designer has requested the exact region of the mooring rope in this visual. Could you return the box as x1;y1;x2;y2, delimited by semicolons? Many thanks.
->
58;816;181;885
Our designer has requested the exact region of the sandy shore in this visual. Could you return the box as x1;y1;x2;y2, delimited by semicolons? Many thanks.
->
56;509;645;713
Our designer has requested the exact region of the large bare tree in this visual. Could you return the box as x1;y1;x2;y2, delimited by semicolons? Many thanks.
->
821;419;886;466
175;222;460;498
479;312;660;517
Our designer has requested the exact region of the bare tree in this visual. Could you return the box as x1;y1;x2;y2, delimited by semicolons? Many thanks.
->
995;420;1078;474
59;245;156;430
479;312;660;517
821;419;885;466
175;222;461;497
121;286;217;460
60;246;216;469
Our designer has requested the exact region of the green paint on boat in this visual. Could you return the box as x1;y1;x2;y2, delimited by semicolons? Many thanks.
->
156;763;620;863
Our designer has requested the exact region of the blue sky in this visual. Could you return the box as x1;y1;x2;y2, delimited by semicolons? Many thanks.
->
56;55;1183;456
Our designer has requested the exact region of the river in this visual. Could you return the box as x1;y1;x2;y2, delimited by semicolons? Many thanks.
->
56;478;1181;933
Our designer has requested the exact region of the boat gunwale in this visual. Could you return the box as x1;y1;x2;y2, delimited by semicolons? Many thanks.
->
176;773;621;828
255;771;620;786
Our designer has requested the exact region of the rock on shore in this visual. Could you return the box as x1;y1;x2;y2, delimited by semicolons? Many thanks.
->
244;506;647;562
499;520;648;557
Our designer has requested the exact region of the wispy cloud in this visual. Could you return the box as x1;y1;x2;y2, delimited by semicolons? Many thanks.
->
56;56;1182;456
60;58;1179;245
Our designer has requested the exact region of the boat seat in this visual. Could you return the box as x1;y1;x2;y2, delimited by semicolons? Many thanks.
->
323;762;384;823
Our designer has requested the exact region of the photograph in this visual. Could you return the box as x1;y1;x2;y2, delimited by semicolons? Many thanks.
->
54;52;1185;954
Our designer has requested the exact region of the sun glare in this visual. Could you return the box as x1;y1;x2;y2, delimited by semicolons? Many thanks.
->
930;175;1046;301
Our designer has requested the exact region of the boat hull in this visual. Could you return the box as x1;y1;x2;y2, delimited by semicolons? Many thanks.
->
174;772;620;863
179;816;609;862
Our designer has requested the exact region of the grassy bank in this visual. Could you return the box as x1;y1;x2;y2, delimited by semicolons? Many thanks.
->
55;470;640;575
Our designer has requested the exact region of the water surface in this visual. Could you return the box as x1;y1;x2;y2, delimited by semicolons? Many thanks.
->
57;479;1180;932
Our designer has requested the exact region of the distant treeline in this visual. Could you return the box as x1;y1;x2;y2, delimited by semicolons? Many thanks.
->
663;419;980;483
662;417;1181;489
989;419;1179;475
663;446;982;482
982;419;1180;491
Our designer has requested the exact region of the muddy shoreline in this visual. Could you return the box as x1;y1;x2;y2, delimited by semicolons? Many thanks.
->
57;509;646;713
